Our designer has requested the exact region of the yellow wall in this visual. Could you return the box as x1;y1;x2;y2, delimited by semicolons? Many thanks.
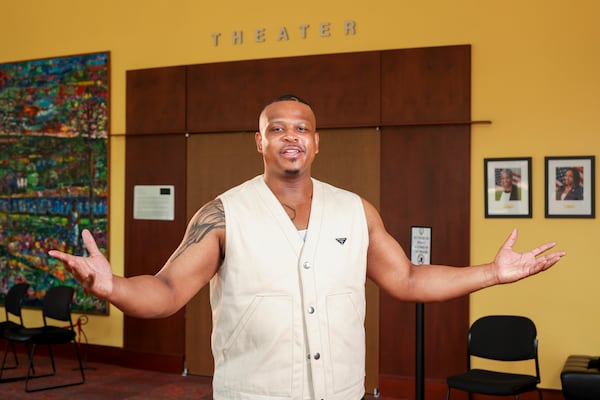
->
2;0;598;390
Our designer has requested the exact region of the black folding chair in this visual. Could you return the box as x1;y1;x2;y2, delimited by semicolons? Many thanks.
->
3;285;85;392
446;315;542;400
0;282;30;373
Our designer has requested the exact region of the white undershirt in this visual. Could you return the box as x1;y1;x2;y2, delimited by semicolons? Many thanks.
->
298;229;307;241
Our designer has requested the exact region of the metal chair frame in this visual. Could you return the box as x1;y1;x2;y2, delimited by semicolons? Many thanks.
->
2;285;85;392
446;315;543;400
0;282;30;375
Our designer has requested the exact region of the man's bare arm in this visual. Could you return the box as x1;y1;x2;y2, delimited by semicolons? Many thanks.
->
49;199;225;318
363;199;565;302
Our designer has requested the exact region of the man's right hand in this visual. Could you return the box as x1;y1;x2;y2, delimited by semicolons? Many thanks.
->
48;229;114;299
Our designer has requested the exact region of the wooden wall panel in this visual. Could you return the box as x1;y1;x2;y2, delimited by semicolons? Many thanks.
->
379;125;470;381
125;45;472;396
184;128;383;390
381;45;471;125
126;66;186;134
186;52;381;132
185;132;264;376
311;128;381;393
124;134;187;357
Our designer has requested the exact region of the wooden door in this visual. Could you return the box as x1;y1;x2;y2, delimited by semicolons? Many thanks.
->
311;128;381;394
184;128;382;394
185;131;262;375
379;125;470;397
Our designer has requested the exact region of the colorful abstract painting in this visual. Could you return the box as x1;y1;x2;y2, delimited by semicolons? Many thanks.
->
0;52;109;314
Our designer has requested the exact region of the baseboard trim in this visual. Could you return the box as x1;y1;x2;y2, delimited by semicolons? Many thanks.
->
378;374;564;400
83;344;185;374
16;343;185;375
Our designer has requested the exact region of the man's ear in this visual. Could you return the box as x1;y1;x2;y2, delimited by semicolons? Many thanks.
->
314;131;320;154
255;131;263;153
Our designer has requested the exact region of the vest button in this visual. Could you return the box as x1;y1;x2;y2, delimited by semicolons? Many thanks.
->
307;306;315;314
303;261;311;269
313;352;321;360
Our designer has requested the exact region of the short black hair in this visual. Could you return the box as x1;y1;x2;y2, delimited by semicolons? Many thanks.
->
267;94;312;107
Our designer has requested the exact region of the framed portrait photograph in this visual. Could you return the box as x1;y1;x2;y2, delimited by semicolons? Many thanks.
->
545;156;595;218
484;157;532;218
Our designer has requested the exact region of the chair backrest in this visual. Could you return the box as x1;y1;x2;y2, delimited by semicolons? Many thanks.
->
3;282;30;320
468;315;538;362
42;285;75;323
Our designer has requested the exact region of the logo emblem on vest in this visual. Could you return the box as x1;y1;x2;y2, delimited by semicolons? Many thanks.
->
335;237;347;245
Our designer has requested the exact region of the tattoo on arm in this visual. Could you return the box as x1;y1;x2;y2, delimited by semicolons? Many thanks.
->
171;199;225;261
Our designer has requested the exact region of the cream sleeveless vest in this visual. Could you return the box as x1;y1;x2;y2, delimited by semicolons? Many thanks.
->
211;175;369;400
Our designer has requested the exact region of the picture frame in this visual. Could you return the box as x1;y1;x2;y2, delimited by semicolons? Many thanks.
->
545;156;595;218
484;157;532;218
0;52;110;314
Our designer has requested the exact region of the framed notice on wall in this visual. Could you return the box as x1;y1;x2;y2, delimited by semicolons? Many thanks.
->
134;185;175;221
411;226;432;265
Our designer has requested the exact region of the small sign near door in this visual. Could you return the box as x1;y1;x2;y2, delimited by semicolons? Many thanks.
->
133;185;175;221
411;226;431;265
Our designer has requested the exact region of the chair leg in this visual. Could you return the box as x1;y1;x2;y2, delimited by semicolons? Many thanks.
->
24;343;37;390
0;341;19;370
25;343;35;375
25;341;85;392
0;341;36;383
46;344;57;374
0;340;22;380
23;343;56;391
72;340;86;383
0;341;11;379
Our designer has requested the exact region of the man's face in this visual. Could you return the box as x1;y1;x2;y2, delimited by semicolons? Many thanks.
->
255;100;319;177
500;173;512;190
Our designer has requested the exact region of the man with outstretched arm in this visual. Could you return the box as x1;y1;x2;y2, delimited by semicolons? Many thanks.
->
50;94;565;400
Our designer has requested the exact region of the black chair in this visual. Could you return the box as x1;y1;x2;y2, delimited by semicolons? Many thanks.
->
446;315;542;400
2;285;85;392
0;282;30;372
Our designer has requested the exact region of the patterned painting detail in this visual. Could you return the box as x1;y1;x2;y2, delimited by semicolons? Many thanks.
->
0;52;109;314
